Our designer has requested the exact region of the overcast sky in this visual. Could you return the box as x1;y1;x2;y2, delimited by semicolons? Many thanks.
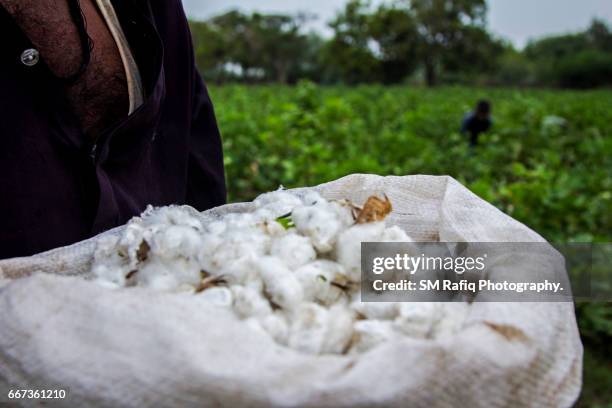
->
182;0;612;48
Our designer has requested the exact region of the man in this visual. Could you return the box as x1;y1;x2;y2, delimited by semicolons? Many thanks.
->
461;100;492;147
0;0;226;259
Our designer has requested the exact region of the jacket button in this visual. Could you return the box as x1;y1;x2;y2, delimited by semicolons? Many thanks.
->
20;48;40;67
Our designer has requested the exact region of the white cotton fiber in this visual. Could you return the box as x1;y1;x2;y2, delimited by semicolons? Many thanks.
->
270;233;316;269
335;222;385;280
92;193;470;355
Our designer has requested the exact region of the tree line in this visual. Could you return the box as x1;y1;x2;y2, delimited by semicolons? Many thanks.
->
189;0;612;88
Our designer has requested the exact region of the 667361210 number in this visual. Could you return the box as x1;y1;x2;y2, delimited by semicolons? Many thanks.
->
7;389;66;399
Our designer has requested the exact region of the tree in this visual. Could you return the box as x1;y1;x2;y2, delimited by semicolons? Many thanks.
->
407;0;488;86
190;11;318;83
586;19;612;53
325;0;495;86
524;19;612;88
323;0;382;84
249;13;311;83
189;20;230;83
368;5;420;84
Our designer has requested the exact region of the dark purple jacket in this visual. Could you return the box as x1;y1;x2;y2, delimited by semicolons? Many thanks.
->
0;0;226;259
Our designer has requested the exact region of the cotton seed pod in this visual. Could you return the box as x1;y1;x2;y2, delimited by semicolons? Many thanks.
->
270;233;316;270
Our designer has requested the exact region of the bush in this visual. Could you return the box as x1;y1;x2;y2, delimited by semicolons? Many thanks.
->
554;50;612;88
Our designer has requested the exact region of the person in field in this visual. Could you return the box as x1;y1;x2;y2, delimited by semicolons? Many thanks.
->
0;0;226;258
461;100;492;147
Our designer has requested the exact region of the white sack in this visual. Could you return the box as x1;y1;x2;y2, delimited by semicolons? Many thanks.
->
0;174;582;407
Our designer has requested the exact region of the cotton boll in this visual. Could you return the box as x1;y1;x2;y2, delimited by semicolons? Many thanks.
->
92;235;130;286
92;264;127;288
257;257;304;310
300;191;325;206
206;220;227;235
137;257;201;290
295;262;332;302
244;317;269;338
381;226;413;242
295;260;346;305
432;302;470;337
394;303;442;338
198;233;225;272
209;229;269;271
150;225;202;259
352;320;402;352
288;303;329;354
93;236;121;269
143;206;203;231
351;302;399;320
328;200;357;228
216;256;258;286
95;234;122;258
90;190;470;355
321;304;355;354
335;222;386;280
138;263;181;291
292;205;342;253
260;219;288;237
270;233;316;270
231;285;272;318
223;213;257;230
252;208;276;223
258;312;289;345
199;287;234;308
254;190;302;207
119;223;147;254
254;191;302;217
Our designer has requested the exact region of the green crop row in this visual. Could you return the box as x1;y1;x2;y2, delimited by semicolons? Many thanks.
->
212;82;611;243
